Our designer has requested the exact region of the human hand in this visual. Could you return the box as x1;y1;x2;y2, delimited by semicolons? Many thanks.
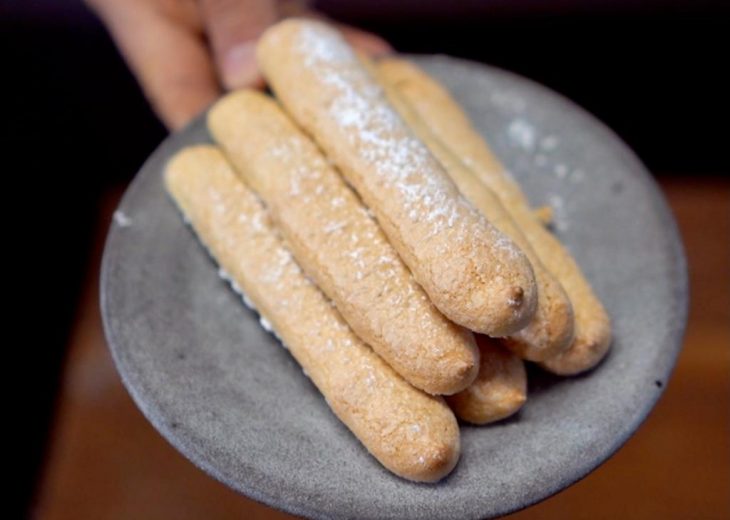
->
86;0;391;130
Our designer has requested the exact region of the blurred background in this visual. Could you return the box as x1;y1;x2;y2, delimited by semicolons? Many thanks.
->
4;0;728;518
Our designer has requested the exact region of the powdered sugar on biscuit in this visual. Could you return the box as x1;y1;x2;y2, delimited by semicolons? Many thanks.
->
294;24;519;258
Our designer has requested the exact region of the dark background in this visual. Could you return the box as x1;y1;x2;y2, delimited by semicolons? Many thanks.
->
2;0;727;517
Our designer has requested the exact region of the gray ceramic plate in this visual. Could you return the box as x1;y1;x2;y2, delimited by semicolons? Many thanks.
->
101;56;688;519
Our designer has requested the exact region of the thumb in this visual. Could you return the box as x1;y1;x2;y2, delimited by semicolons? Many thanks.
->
199;0;278;90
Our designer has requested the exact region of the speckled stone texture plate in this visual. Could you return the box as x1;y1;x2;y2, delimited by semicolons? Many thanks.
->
101;56;687;519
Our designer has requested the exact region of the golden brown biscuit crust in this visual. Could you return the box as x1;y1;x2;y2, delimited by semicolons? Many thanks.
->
374;66;574;362
377;58;611;375
256;19;538;337
446;336;527;425
165;145;460;482
208;90;479;395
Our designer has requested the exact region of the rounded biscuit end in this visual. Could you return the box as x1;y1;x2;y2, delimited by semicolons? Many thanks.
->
397;435;461;483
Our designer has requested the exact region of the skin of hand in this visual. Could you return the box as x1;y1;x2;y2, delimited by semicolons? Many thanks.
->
85;0;391;130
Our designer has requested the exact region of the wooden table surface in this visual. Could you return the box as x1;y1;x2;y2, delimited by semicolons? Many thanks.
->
34;177;729;519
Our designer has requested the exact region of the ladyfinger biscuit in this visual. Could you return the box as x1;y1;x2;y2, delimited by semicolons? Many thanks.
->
256;19;538;337
208;90;479;395
446;336;527;425
165;145;460;482
377;58;611;375
373;73;574;362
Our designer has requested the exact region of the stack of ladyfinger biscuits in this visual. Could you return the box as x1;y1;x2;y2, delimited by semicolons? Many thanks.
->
164;19;611;483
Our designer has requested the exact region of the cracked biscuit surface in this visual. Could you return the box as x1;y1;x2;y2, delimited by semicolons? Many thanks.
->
374;63;574;362
377;58;611;375
446;336;527;425
165;145;460;482
256;19;538;337
209;90;479;395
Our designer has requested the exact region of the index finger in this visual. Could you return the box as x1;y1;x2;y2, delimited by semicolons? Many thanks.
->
90;0;221;130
